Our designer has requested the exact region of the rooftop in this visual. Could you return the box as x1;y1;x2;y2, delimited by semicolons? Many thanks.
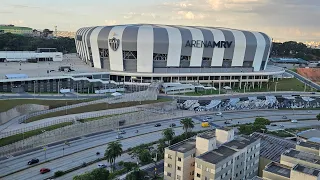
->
223;136;259;150
169;138;196;153
283;149;320;165
250;176;265;180
297;141;320;150
197;130;216;140
297;129;320;139
264;162;291;178
197;146;236;164
292;164;320;177
251;132;296;162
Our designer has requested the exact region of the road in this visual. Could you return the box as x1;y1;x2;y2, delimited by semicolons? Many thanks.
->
1;109;320;179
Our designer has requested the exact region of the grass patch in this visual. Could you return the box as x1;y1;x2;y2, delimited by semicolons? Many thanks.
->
0;122;73;147
26;99;170;123
0;99;95;113
267;130;293;137
181;90;223;96
78;111;138;123
241;78;314;93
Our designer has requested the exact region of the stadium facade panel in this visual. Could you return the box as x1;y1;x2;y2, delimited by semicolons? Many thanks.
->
75;24;272;74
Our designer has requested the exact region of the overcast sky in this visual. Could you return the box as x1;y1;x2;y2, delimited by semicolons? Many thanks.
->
0;0;319;42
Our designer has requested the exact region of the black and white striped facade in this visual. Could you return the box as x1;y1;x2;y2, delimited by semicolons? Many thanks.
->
75;24;283;84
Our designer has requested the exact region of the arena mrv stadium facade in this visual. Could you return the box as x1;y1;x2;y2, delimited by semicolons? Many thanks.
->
75;24;284;87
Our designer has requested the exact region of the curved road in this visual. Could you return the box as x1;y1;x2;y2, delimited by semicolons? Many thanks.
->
1;109;319;180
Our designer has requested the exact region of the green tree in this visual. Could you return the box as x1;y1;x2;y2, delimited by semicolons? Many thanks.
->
104;141;123;171
118;161;138;172
162;128;175;145
125;169;148;180
157;139;167;159
254;117;271;126
73;168;110;180
317;114;320;121
180;117;194;135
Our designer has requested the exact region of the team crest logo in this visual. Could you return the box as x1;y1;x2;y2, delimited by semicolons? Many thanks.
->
109;37;120;51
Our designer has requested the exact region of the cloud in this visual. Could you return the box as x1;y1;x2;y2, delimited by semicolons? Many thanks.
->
104;20;117;25
123;12;159;20
11;20;24;25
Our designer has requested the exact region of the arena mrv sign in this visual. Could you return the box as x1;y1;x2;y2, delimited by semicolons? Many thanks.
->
185;40;233;48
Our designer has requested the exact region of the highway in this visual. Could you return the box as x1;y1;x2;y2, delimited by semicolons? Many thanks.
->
1;109;320;180
286;69;320;90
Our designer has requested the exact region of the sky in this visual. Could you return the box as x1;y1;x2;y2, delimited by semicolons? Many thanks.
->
0;0;319;42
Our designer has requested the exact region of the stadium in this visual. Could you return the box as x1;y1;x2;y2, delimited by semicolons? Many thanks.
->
75;24;283;89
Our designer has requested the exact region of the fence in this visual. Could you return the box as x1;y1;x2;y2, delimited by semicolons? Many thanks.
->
0;109;173;157
0;106;141;139
16;87;159;124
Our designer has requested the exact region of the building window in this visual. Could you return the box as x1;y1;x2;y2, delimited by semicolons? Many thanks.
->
197;163;202;169
236;173;238;177
197;173;201;178
191;171;194;175
205;177;208;180
178;157;181;161
168;163;172;168
206;167;209;172
240;170;242;174
177;175;181;180
177;166;181;171
167;172;171;177
191;153;196;157
191;162;195;166
168;154;172;159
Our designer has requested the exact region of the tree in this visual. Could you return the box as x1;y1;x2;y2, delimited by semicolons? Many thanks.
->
162;128;175;145
118;161;138;172
125;169;148;180
157;139;167;159
73;168;110;180
104;141;123;171
317;114;320;121
130;145;153;165
180;117;194;135
254;117;271;126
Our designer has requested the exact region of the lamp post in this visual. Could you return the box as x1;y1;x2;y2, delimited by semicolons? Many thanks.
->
275;82;279;92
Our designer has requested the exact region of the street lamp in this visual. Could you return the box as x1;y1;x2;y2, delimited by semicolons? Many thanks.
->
275;82;279;92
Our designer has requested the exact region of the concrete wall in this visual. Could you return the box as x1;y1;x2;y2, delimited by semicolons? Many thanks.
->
0;104;48;125
0;109;170;157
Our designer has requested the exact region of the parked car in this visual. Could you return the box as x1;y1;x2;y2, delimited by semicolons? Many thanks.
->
40;168;50;174
98;164;107;168
155;123;161;127
28;158;39;165
169;123;176;127
282;115;287;119
118;130;126;134
216;112;222;116
116;135;123;139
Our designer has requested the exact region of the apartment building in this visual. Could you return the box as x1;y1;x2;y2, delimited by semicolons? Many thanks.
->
195;136;260;180
163;128;260;180
258;137;320;180
262;162;320;180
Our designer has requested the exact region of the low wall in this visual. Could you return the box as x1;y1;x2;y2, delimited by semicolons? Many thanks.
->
0;104;49;125
0;109;174;157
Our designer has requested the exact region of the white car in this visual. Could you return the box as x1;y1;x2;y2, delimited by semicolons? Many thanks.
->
116;135;123;139
98;163;107;168
216;112;222;116
291;119;298;123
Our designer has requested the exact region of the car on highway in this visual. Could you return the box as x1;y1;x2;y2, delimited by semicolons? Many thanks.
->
169;123;176;127
279;124;284;128
28;158;39;165
155;123;161;127
40;168;50;174
216;112;222;116
118;130;126;134
270;124;277;126
291;119;298;123
282;115;287;119
81;162;87;167
116;135;123;139
205;116;213;120
224;121;230;124
98;163;107;168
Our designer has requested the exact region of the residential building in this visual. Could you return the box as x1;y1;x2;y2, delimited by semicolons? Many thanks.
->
280;148;320;169
195;136;260;180
0;25;33;35
296;141;320;156
164;128;236;180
